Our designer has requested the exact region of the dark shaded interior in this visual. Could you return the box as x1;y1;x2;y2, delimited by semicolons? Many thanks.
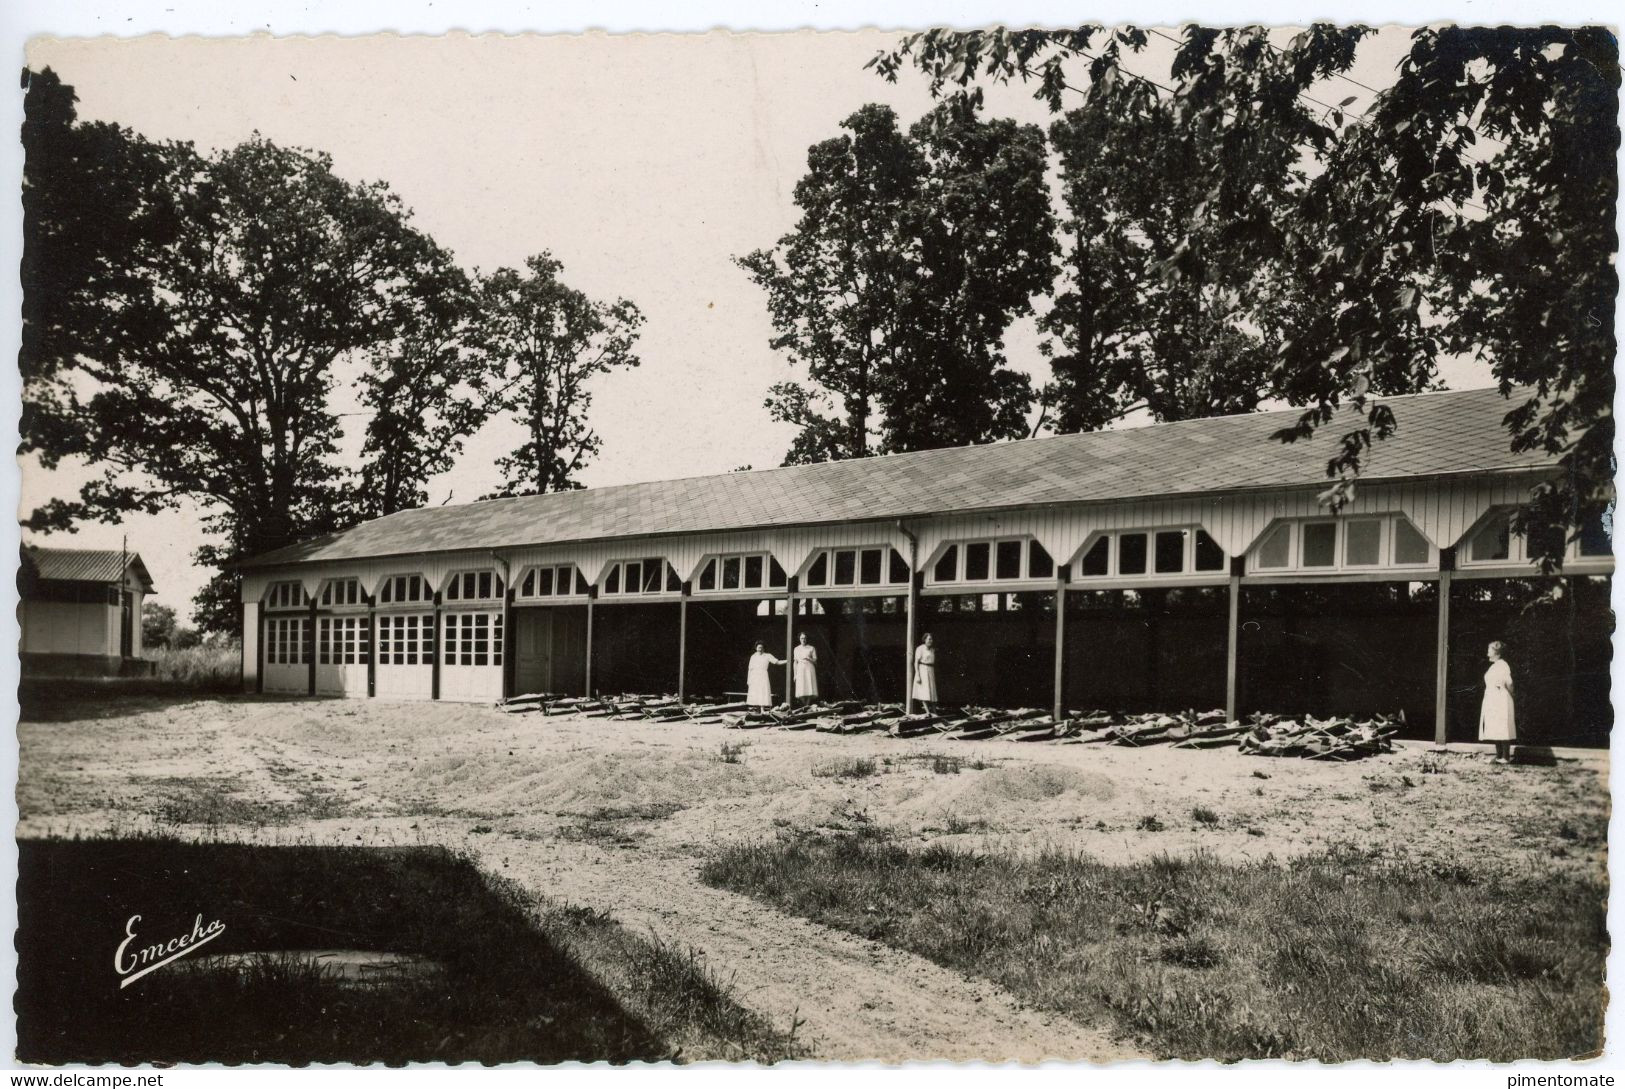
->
590;601;681;695
1236;582;1437;734
515;577;1609;745
919;592;1056;707
1445;575;1613;746
1064;586;1229;714
684;599;793;700
791;595;908;702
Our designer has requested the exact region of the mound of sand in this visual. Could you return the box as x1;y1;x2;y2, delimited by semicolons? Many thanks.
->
412;747;786;817
890;763;1117;829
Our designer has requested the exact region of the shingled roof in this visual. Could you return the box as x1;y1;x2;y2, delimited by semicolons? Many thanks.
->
21;546;155;592
240;385;1548;571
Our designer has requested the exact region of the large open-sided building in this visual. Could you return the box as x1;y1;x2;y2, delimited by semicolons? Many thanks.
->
235;386;1614;745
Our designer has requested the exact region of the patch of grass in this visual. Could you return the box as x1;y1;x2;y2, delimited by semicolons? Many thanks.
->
1191;806;1220;827
1136;814;1165;832
140;772;352;827
894;752;981;775
718;740;748;765
938;814;992;836
812;756;878;780
1159;936;1220;969
557;801;690;850
583;802;687;822
142;776;300;826
700;836;1606;1062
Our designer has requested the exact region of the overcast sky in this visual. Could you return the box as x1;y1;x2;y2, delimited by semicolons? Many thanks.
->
21;27;1489;613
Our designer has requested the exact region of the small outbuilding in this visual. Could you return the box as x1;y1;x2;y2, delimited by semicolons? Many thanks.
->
18;545;155;677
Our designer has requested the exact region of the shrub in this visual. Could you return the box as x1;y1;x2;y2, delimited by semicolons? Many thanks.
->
150;641;242;690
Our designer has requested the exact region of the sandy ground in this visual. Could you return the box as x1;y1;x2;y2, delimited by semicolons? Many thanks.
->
17;693;1611;1061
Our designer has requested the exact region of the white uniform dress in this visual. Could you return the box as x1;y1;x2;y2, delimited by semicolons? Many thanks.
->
792;644;819;698
747;651;783;708
912;644;938;702
1478;658;1516;741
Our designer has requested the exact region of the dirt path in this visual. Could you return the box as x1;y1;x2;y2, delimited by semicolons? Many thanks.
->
472;835;1132;1062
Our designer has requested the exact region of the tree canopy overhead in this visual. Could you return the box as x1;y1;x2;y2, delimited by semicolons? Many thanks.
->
867;25;1617;566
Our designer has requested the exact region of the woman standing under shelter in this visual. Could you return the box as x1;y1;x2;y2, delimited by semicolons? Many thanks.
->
792;632;819;707
746;641;785;710
1479;640;1516;764
912;632;938;712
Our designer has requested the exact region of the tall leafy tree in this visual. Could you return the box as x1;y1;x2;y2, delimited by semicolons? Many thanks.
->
879;103;1059;452
739;102;1056;465
21;68;184;446
738;104;923;463
1039;30;1343;432
22;79;463;628
477;254;644;497
352;256;490;519
872;25;1617;564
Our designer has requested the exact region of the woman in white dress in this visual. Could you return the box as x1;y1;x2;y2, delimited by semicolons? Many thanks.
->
746;642;785;710
1479;640;1516;764
792;632;819;707
912;632;938;711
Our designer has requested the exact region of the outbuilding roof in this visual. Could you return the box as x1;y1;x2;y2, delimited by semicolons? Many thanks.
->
240;384;1549;571
21;546;156;592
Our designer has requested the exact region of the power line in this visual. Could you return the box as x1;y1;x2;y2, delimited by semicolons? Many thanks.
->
1144;26;1509;156
1034;28;1493;215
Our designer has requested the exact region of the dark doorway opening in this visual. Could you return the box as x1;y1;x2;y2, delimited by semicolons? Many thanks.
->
1446;575;1613;747
590;602;681;696
1065;586;1228;714
1238;582;1436;736
685;599;790;701
918;592;1054;707
120;591;134;658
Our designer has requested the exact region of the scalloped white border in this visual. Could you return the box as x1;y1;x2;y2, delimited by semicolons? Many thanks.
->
1;3;1619;1083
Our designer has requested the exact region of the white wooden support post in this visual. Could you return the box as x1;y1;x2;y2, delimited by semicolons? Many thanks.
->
784;577;798;707
677;585;689;703
242;602;261;694
1226;558;1242;723
1052;564;1069;722
904;572;920;714
584;587;596;697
